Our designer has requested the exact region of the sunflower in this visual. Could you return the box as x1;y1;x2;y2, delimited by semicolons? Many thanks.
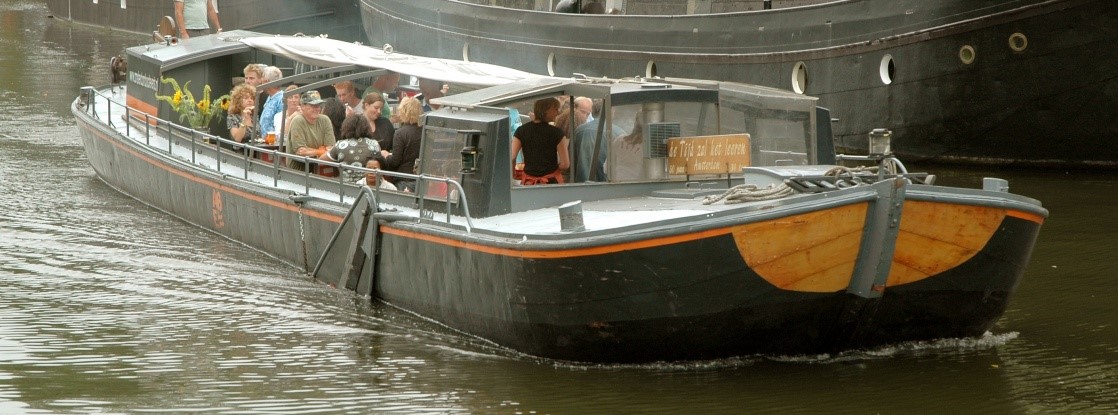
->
156;77;230;129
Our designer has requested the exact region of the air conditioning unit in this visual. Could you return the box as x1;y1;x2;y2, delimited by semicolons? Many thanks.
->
644;122;680;159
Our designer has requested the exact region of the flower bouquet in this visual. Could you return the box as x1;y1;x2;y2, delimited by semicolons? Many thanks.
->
155;77;231;130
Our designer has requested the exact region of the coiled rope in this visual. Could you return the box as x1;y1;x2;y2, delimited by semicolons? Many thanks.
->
702;183;796;205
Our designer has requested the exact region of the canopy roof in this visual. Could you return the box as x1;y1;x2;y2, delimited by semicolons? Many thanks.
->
240;36;549;87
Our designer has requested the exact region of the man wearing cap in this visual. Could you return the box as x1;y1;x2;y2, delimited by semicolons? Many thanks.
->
286;90;336;172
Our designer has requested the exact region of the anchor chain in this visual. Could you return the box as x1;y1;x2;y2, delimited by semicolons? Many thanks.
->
298;204;309;272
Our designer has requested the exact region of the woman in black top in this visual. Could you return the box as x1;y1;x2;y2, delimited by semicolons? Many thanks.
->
381;96;423;191
361;92;395;152
511;97;570;184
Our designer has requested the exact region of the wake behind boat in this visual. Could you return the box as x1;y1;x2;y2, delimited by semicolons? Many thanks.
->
360;0;1118;169
73;32;1047;363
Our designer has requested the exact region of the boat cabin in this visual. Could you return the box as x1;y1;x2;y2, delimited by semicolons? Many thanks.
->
420;77;835;217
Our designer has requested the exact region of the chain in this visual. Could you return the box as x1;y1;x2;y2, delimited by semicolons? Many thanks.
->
298;204;309;272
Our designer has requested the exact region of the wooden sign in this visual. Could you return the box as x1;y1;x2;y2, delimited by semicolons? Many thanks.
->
667;134;751;175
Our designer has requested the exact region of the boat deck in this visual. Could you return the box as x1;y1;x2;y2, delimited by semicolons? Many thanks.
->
85;86;802;238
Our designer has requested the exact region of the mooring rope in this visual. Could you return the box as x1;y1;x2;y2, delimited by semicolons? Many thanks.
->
702;183;796;205
824;165;878;178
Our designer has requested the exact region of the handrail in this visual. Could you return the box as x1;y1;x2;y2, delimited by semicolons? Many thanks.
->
82;86;477;231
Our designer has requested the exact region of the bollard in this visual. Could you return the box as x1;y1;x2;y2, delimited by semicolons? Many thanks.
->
558;200;585;232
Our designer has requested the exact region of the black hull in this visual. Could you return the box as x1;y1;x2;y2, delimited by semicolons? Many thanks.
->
360;0;1118;168
46;0;363;41
74;94;1044;362
376;214;1041;362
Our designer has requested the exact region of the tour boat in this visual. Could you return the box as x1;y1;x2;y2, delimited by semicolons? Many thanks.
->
73;32;1047;362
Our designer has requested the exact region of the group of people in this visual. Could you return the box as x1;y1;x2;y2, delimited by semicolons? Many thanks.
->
514;95;627;184
221;64;426;191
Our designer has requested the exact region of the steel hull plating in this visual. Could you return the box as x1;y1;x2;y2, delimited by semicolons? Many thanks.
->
47;0;363;41
373;205;1041;362
74;108;1043;361
360;0;1118;168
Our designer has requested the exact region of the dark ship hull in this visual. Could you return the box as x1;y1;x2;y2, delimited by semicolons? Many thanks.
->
46;0;363;41
360;0;1118;168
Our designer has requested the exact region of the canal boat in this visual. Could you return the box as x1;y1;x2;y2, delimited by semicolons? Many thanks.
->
73;32;1048;363
359;0;1118;169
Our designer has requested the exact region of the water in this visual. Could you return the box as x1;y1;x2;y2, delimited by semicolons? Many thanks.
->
2;1;1117;413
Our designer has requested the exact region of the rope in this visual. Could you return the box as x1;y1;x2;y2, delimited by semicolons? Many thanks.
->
824;165;877;178
702;183;796;205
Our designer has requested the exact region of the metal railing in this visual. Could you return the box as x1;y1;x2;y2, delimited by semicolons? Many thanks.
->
81;86;476;231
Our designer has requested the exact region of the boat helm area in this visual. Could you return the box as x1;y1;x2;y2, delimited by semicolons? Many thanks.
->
421;77;836;216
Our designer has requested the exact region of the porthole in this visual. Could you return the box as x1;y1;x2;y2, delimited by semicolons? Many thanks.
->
462;43;470;62
645;61;658;78
547;52;556;76
959;45;976;65
879;54;895;85
1009;32;1028;53
791;61;808;94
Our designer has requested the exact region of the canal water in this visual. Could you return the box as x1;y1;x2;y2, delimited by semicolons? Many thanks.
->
1;1;1115;413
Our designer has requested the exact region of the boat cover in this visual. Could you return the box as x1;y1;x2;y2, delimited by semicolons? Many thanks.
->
240;36;548;87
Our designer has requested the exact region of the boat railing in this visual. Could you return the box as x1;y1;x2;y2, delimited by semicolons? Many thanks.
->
81;86;475;231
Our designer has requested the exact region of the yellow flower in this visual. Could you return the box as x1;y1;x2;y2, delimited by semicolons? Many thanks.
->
156;77;230;129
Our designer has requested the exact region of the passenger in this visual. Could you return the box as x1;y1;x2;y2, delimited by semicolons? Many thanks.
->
321;97;347;142
380;96;423;192
416;78;447;112
554;98;588;140
361;92;395;152
285;90;336;172
173;0;221;39
226;83;256;145
610;111;646;181
333;80;363;117
574;96;593;123
319;114;381;182
572;99;623;182
274;85;299;141
510;97;569;185
242;64;265;88
356;155;398;191
363;71;400;119
257;66;284;139
553;0;577;13
583;1;606;14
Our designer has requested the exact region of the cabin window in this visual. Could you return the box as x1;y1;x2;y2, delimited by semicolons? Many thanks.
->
606;101;718;182
417;126;463;199
719;95;812;166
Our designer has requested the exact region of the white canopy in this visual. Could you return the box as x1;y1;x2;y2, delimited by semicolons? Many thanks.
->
240;36;548;87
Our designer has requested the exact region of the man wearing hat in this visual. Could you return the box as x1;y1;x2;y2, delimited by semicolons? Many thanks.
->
286;90;336;172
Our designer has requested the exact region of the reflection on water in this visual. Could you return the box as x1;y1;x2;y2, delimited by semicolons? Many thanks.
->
1;1;1116;413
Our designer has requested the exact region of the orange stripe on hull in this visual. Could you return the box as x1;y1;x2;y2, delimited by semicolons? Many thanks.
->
1007;209;1045;225
82;120;343;223
379;226;734;259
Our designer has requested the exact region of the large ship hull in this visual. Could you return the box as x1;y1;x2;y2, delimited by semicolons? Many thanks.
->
360;0;1118;168
47;0;363;41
